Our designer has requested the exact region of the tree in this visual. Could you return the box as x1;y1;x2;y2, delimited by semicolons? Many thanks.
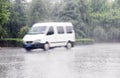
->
0;0;10;25
0;0;10;39
1;0;120;42
0;26;7;39
4;0;27;38
52;0;91;37
28;0;48;26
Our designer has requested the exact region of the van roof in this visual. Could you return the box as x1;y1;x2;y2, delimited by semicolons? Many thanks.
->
33;22;73;27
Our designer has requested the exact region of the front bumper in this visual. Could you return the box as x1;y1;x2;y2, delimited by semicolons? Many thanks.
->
23;43;44;49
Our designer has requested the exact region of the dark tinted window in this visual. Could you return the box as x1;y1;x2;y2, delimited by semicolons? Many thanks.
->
66;26;73;33
57;26;64;34
47;26;54;35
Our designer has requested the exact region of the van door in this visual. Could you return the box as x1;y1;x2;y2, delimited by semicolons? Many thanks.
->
56;26;66;46
46;26;56;47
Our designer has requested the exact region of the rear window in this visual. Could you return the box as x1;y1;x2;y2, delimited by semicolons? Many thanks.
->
57;26;64;34
66;26;73;33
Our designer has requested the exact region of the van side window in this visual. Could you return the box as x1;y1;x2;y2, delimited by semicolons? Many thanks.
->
66;26;73;33
57;26;64;34
47;26;54;35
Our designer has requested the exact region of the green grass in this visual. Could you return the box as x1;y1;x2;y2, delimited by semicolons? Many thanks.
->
3;38;22;41
76;38;94;42
75;38;95;45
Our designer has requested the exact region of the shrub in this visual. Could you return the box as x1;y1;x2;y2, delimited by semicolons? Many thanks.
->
0;38;22;47
0;26;8;39
93;26;107;42
19;26;30;38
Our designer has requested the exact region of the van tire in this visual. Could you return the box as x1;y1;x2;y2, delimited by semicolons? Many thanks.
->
43;43;49;51
66;42;72;49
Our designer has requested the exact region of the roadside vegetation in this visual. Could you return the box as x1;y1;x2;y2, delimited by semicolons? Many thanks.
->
1;0;120;47
0;38;94;47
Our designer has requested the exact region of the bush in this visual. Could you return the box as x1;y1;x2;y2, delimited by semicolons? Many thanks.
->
19;26;30;38
0;26;8;39
0;38;22;47
93;26;107;42
107;27;120;42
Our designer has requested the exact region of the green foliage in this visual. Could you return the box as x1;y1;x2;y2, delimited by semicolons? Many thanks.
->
28;0;48;26
52;0;90;37
1;0;120;42
0;26;8;39
51;0;120;42
0;0;10;25
93;26;107;41
19;26;29;38
107;27;120;42
3;0;27;38
0;38;22;47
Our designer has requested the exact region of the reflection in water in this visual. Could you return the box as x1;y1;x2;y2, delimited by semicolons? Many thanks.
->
73;44;120;78
0;63;24;78
0;65;9;78
23;50;79;78
1;44;120;78
0;56;24;78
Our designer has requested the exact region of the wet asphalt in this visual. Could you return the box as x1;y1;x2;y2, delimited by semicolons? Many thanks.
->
0;43;120;78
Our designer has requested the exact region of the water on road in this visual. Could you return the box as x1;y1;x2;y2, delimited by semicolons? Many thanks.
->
0;43;120;78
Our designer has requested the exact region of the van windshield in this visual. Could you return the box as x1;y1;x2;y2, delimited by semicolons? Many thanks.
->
28;26;47;34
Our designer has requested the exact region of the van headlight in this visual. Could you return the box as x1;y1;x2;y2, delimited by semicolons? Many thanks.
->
22;40;26;44
34;39;41;43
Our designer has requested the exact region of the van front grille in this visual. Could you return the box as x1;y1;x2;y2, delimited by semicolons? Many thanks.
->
26;41;33;44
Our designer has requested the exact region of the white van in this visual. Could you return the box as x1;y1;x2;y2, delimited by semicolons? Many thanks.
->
22;22;75;51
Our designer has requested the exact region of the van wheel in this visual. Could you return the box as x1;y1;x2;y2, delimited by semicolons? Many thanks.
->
44;43;49;51
66;42;72;49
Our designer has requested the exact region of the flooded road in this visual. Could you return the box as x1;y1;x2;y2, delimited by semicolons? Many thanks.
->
0;43;120;78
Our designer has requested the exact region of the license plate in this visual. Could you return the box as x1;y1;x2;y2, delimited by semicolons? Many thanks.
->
25;44;32;47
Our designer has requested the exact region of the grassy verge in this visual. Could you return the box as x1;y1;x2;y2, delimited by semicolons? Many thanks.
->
0;38;22;47
0;38;94;47
75;38;95;45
